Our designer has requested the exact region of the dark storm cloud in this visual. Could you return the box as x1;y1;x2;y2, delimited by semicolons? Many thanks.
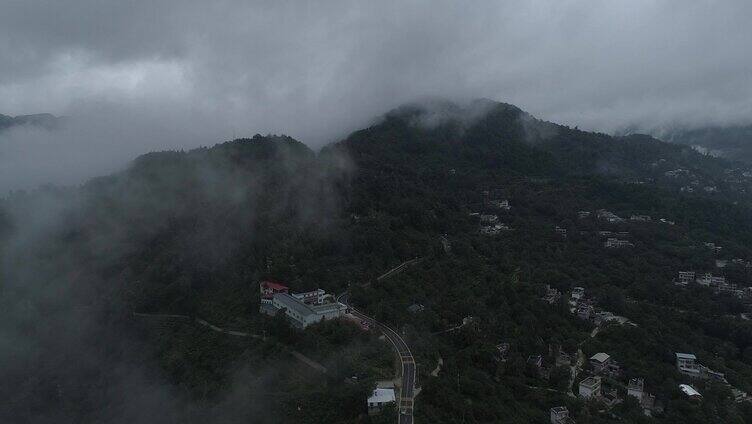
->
1;1;752;190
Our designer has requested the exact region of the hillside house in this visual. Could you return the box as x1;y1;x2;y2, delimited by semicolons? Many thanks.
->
579;376;602;399
677;271;695;286
696;273;725;287
367;387;396;414
527;354;543;369
550;406;571;424
630;215;652;222
596;209;625;223
555;226;567;238
590;352;621;376
679;384;702;401
628;378;644;402
480;223;512;235
665;168;689;178
604;238;633;248
675;352;727;382
676;353;700;378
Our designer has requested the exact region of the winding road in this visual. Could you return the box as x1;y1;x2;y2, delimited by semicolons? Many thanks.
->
338;293;416;424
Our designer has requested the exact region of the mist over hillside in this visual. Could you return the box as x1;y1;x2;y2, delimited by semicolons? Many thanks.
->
3;2;752;423
4;100;752;422
646;125;752;164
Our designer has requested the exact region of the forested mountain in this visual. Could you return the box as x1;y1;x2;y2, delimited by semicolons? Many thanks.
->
3;100;752;423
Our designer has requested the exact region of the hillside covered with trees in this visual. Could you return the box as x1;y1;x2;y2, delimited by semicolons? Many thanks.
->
2;100;752;423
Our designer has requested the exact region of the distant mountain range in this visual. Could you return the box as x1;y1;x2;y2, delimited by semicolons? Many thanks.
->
625;124;752;164
0;113;62;132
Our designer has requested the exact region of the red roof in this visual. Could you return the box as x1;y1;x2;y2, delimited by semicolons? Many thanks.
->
261;281;289;291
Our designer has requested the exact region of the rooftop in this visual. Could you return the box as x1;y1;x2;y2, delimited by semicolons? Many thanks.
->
580;377;601;388
590;352;611;363
311;302;347;314
261;281;289;291
676;352;697;360
679;384;701;397
368;388;396;404
273;292;316;317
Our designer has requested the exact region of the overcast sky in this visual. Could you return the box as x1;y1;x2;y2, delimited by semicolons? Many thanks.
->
1;0;751;191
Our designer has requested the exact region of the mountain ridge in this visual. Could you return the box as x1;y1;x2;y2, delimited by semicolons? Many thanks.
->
0;112;62;132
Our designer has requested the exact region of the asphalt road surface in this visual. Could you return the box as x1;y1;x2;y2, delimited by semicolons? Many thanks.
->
339;293;415;424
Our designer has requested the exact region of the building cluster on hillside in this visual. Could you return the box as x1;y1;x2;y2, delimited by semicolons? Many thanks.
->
480;222;513;235
576;355;662;415
258;281;346;329
470;211;513;235
675;271;750;298
675;352;750;403
470;191;514;235
566;286;632;326
675;352;727;383
580;209;675;226
596;209;625;223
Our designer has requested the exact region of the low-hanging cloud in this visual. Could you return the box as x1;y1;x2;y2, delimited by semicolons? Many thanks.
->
1;1;752;191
